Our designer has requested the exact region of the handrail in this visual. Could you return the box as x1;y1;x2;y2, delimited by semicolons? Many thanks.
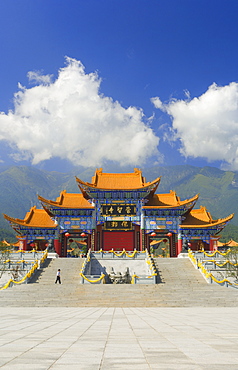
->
131;274;156;284
1;249;46;254
1;259;35;264
204;260;238;267
0;249;48;290
197;249;231;257
79;272;105;283
94;249;146;257
188;249;238;288
0;261;38;290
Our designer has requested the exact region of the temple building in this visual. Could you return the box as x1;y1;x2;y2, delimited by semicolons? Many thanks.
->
4;168;233;257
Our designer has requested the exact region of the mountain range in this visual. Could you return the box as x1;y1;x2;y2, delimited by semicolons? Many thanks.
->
0;164;237;242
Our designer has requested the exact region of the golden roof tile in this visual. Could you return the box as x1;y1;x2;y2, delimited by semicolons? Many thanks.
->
143;192;198;209
217;239;238;247
4;206;56;228
181;206;234;228
226;239;238;247
38;191;94;209
76;168;160;190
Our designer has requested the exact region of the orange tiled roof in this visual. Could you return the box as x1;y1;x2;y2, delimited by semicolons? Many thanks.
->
76;168;160;190
143;192;198;209
150;239;164;246
1;239;11;246
38;191;94;209
181;206;234;228
12;241;20;247
217;239;238;247
4;206;56;228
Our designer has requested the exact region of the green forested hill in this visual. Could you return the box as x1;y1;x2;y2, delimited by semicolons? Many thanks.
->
143;165;238;242
0;165;95;241
0;164;238;242
143;165;237;221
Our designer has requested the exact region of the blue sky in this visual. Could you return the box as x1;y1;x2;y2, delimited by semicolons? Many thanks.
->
0;0;238;172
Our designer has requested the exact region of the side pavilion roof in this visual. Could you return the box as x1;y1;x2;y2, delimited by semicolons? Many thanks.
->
217;239;238;247
38;191;94;209
143;191;199;209
4;206;56;228
181;206;234;229
76;168;161;190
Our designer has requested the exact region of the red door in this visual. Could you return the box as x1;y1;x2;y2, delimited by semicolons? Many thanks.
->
103;231;134;251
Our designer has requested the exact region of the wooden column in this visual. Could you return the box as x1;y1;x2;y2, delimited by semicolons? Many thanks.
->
209;238;214;251
91;230;95;251
139;229;143;251
54;239;61;256
177;232;182;255
21;238;27;251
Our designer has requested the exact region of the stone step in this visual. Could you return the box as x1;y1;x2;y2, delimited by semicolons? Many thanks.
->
1;257;238;307
31;257;84;284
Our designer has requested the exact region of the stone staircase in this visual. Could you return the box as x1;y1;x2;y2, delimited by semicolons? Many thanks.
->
33;257;84;285
1;257;238;307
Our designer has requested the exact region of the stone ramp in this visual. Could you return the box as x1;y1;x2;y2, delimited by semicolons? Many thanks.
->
1;257;238;307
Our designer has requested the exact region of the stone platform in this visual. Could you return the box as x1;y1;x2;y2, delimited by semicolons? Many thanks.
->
1;257;238;369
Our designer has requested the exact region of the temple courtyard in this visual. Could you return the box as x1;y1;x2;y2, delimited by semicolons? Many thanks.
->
1;306;238;369
1;257;238;369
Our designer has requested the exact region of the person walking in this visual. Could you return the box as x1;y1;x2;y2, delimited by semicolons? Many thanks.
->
55;269;61;284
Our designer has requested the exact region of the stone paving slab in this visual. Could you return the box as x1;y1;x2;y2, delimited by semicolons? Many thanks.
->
0;307;238;369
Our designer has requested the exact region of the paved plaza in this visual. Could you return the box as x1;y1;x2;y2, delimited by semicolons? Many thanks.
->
0;307;238;369
1;258;238;368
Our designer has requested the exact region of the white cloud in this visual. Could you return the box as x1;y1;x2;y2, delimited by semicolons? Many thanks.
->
150;97;166;112
151;82;238;170
0;57;160;167
27;71;53;85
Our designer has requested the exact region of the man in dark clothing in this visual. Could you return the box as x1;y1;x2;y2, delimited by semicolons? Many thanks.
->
55;269;61;284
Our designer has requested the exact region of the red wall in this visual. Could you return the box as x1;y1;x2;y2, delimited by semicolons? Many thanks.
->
103;231;134;251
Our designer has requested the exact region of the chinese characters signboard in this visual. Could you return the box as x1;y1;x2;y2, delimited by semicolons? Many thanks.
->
101;204;136;216
104;221;132;230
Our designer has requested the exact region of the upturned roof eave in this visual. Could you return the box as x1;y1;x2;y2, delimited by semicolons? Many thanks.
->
3;211;57;229
38;194;63;207
143;194;199;209
38;193;94;209
3;213;24;225
180;213;234;229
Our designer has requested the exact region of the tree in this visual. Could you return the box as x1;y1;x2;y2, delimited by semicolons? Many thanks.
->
225;247;238;282
0;241;11;280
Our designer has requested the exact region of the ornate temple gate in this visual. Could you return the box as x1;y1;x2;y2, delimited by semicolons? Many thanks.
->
4;168;233;257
